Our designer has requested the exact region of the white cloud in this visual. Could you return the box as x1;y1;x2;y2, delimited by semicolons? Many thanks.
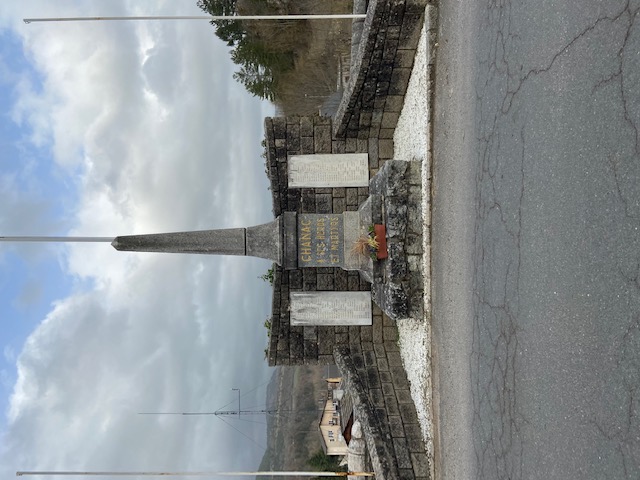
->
2;0;276;477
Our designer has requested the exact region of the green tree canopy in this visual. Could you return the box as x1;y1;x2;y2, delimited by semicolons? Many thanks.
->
196;0;245;46
196;0;300;101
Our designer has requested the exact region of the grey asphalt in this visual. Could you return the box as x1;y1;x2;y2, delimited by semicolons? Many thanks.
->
430;1;640;478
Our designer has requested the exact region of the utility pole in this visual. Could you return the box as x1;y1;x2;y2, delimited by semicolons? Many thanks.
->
232;388;240;415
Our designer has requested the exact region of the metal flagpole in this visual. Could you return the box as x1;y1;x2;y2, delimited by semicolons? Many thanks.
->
16;470;374;477
23;14;366;24
0;236;114;243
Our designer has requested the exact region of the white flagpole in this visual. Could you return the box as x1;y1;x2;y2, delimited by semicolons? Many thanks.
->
24;14;366;24
0;236;114;243
16;470;374;477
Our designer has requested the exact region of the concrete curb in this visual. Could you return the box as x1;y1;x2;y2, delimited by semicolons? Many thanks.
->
423;4;438;480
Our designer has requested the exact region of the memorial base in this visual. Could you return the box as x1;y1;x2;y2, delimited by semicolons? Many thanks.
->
342;196;374;282
368;160;425;321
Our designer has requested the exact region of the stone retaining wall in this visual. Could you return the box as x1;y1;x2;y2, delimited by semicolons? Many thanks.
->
334;0;429;140
263;2;433;479
335;346;430;480
264;0;429;367
265;115;378;366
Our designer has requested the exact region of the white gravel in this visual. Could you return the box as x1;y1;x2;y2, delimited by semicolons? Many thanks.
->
392;17;434;472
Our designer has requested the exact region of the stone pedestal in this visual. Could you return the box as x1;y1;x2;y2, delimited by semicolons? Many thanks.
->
369;159;424;321
280;208;373;281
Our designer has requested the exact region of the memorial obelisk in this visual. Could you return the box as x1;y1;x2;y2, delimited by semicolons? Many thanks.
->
2;216;288;265
111;217;284;264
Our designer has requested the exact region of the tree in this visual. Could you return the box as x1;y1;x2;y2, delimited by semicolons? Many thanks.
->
234;64;275;100
196;0;245;46
196;0;301;102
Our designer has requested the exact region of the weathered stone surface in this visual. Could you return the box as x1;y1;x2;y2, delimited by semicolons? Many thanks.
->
288;269;303;289
317;273;335;291
410;453;430;478
286;123;301;153
406;233;423;255
297;214;344;267
300;136;315;154
393;437;413;469
346;187;359;206
290;292;372;326
302;269;317;290
379;128;395;139
382;111;401;129
316;193;333;214
384;283;409;320
301;189;316;212
383;326;399;342
387;203;408;238
265;11;434;479
282;212;298;270
112;229;246;255
288;154;369;188
333;197;347;213
314;126;332;153
388;242;408;281
379;139;395;160
389;68;412;95
332;140;346;154
300;116;313;137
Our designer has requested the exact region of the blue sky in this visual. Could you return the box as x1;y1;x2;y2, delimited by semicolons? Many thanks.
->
0;27;75;420
0;1;276;477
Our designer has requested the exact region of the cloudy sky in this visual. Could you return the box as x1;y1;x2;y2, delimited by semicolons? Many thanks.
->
0;1;277;478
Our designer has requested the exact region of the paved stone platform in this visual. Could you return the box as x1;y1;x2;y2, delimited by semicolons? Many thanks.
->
265;1;436;479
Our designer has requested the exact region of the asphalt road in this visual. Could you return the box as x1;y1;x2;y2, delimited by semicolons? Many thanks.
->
430;1;640;478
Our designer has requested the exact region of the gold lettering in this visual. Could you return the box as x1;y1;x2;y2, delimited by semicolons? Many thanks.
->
316;218;326;240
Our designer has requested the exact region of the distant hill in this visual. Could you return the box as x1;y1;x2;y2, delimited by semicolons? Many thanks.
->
257;365;331;480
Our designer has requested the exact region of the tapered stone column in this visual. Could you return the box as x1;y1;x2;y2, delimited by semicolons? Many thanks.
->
111;217;283;264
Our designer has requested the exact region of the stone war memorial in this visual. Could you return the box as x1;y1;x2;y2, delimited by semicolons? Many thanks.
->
47;2;434;480
0;1;435;479
263;2;434;480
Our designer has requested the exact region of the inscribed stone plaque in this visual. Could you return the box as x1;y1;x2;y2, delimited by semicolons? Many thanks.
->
290;292;372;326
298;214;344;267
288;154;369;187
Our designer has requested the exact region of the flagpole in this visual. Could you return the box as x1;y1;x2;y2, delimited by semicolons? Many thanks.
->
0;236;114;243
23;14;366;24
16;470;374;477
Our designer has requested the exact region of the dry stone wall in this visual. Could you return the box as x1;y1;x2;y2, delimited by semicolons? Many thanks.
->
334;0;429;141
264;0;429;367
263;2;433;479
264;115;375;366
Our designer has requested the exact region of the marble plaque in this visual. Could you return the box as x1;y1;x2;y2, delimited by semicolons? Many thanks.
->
298;214;344;267
290;292;372;326
288;154;369;187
